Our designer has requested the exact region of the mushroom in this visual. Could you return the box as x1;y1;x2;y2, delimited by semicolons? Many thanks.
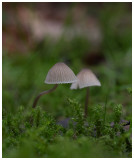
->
70;69;101;118
33;62;77;108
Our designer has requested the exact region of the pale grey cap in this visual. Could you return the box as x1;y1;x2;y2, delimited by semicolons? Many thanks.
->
45;62;77;84
70;68;101;89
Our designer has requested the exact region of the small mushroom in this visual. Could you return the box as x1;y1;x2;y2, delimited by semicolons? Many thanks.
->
33;62;77;108
70;69;101;118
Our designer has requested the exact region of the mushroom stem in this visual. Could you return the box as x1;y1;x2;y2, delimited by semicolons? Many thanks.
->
84;87;89;118
32;84;58;108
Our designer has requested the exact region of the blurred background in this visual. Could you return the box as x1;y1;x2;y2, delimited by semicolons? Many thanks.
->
2;2;132;119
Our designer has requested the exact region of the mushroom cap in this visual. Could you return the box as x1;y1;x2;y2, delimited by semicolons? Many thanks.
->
45;62;77;84
70;68;101;89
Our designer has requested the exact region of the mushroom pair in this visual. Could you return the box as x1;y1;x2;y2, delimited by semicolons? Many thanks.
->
33;62;101;119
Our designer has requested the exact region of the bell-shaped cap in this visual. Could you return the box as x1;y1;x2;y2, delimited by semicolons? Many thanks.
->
45;62;77;84
70;68;101;89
